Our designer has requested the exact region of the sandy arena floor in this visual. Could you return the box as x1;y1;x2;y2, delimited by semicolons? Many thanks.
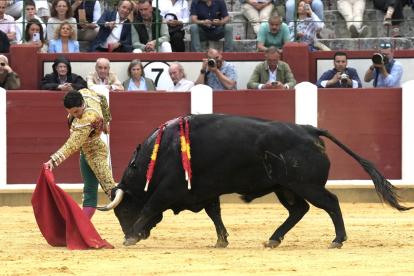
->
1;202;414;276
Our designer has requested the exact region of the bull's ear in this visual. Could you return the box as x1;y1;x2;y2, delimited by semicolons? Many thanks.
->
129;144;141;167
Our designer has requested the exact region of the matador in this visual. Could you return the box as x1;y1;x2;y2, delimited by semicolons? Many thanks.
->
45;88;116;219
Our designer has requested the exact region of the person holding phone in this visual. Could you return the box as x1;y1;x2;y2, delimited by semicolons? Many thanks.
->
190;0;233;52
14;0;47;44
247;46;296;89
288;0;329;51
21;19;48;53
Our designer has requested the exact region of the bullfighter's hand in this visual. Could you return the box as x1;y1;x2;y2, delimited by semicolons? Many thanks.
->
45;159;55;172
102;123;110;134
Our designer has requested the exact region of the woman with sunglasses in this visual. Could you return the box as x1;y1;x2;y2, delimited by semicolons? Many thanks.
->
373;0;404;37
48;22;80;53
21;19;48;53
47;0;77;41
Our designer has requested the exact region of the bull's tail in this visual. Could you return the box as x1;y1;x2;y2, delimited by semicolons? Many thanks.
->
315;128;412;211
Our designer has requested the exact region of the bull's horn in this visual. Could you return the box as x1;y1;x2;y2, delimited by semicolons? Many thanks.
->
97;189;124;211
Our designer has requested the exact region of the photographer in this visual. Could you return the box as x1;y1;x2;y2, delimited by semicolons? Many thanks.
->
195;47;237;90
316;52;362;88
364;42;403;87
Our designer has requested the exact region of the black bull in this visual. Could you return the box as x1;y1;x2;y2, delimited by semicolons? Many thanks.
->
99;114;412;249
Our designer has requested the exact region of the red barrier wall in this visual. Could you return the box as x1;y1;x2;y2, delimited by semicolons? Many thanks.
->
318;88;402;180
213;89;295;122
7;90;296;184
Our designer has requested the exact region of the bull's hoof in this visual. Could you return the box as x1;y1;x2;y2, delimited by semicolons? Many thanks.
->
214;240;229;248
328;242;343;249
123;237;140;246
266;239;281;248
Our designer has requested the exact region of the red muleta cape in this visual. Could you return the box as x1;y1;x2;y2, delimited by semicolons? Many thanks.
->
31;164;114;250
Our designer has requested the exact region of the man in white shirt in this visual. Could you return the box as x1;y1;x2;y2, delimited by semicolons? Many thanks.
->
14;0;46;44
89;0;133;52
167;63;194;92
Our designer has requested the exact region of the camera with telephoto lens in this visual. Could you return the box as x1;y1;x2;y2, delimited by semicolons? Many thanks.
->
372;53;389;65
207;58;216;68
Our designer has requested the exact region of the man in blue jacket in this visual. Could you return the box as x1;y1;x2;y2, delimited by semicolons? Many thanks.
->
89;0;133;52
316;52;362;88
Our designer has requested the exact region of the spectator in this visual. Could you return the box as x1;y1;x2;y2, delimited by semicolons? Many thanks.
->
257;11;290;52
132;0;172;53
364;42;403;87
190;0;233;52
47;0;77;41
286;0;323;25
35;0;51;22
87;58;124;90
195;47;237;90
247;46;296;89
0;1;16;42
48;22;80;53
89;0;133;52
338;0;370;38
0;30;9;53
286;0;323;38
167;62;194;91
21;19;48;53
5;0;23;18
316;52;362;88
239;0;274;36
40;55;87;91
14;0;46;44
288;0;330;51
71;0;101;42
153;0;189;52
373;0;404;37
122;59;156;90
0;55;20;90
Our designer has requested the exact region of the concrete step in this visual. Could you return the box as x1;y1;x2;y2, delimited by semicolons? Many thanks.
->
321;8;414;39
184;38;257;52
321;0;375;10
319;37;414;51
79;41;91;52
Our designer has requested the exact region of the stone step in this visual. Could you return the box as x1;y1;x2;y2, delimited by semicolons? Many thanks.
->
321;0;375;10
321;8;414;39
319;37;414;51
184;38;257;52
